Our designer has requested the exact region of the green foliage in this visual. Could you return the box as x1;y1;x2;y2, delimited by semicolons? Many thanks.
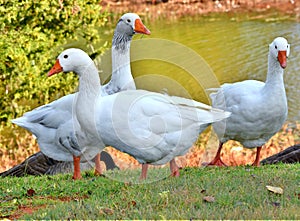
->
0;0;108;125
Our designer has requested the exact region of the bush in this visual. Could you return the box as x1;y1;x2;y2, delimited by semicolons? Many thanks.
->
0;0;108;126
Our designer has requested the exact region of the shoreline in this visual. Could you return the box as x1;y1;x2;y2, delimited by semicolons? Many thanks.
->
101;0;300;20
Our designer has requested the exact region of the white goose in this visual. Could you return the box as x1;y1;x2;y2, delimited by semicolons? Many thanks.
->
47;48;231;179
11;13;150;179
207;37;289;166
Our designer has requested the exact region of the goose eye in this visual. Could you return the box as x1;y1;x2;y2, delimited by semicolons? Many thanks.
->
127;19;131;23
275;45;277;49
287;45;289;48
64;55;68;59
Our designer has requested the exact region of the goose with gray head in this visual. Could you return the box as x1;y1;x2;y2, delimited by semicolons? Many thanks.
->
207;37;289;166
11;13;150;180
48;48;231;180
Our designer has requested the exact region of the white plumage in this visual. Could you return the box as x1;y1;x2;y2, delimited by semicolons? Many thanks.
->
48;48;230;179
208;37;289;166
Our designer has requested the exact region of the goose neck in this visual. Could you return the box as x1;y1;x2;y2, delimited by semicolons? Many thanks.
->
103;33;135;94
264;54;285;88
78;61;101;98
112;34;131;73
75;61;101;136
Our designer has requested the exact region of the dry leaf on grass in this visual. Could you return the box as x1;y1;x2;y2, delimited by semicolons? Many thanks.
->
266;185;283;194
100;207;114;215
203;196;215;203
26;188;36;197
128;200;137;207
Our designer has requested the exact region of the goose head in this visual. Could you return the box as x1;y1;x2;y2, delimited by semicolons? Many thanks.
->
115;13;151;37
48;48;92;77
269;37;290;69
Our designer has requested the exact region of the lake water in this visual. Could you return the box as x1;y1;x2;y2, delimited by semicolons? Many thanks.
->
98;15;300;121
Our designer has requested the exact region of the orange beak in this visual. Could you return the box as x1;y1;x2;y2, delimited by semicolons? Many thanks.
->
47;59;63;77
134;19;151;35
277;51;287;69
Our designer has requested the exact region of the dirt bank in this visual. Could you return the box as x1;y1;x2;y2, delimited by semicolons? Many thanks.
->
101;0;299;20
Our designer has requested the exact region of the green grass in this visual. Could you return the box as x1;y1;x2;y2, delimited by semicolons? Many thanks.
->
0;164;299;219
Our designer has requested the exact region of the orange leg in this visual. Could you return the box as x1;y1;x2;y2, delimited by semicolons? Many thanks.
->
170;159;180;177
72;155;82;180
140;164;148;180
94;153;102;176
252;146;262;166
207;142;227;166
